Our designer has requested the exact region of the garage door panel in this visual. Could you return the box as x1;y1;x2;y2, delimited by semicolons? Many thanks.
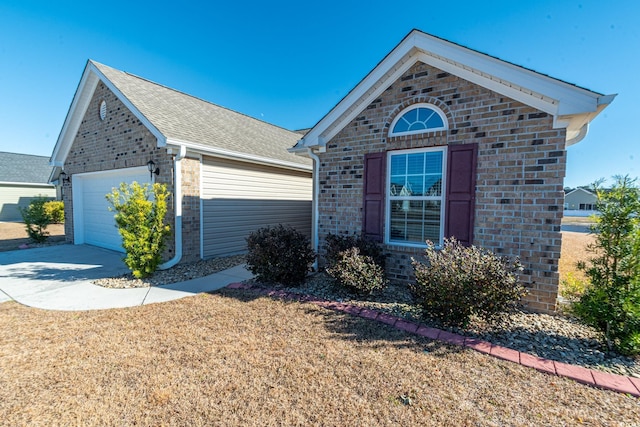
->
77;168;149;252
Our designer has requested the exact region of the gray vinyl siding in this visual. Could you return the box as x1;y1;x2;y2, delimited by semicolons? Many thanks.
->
0;184;56;221
202;157;312;258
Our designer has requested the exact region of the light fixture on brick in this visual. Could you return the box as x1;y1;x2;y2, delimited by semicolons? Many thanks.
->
59;171;71;184
147;160;160;179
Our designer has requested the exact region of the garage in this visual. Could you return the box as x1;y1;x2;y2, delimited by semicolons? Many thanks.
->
201;157;312;258
72;167;150;252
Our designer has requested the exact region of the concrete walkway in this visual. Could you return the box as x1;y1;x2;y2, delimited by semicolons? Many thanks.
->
0;245;253;311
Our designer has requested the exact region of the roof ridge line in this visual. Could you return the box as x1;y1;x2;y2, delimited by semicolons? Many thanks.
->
93;61;301;136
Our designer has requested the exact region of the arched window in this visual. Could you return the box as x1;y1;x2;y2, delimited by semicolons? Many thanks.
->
389;103;448;136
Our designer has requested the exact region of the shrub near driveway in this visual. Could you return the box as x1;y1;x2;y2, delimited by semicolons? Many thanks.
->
246;225;315;286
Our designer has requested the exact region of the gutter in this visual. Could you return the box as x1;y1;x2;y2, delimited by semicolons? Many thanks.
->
159;144;187;270
306;147;320;271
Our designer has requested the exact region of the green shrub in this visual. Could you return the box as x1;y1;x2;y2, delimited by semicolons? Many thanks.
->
43;200;65;223
20;197;52;243
559;272;588;302
571;175;640;355
246;225;315;285
106;182;171;279
411;238;525;327
326;247;387;294
324;232;386;269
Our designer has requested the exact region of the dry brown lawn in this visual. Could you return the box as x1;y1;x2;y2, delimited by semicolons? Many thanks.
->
0;221;65;252
559;231;595;284
1;290;638;426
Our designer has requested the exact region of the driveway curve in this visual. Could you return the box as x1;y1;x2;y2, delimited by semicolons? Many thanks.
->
0;244;252;310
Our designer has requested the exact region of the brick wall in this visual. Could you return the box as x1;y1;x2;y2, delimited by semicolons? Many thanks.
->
61;82;201;263
317;62;566;313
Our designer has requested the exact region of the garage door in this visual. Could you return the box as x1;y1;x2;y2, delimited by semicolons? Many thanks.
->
73;167;149;252
202;157;312;258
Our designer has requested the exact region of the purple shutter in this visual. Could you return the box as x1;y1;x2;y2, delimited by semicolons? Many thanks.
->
445;143;478;246
362;152;386;242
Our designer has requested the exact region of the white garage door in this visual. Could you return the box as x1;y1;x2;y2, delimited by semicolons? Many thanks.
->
73;167;149;252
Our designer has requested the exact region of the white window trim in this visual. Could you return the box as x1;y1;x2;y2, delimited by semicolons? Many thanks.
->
388;103;448;137
385;146;447;248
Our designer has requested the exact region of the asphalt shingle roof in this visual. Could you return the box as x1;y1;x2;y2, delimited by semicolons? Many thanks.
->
92;61;310;168
0;152;54;184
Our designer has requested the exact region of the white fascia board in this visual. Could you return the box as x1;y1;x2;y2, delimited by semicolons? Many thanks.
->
302;43;417;149
413;51;559;116
0;181;55;187
411;33;603;115
89;63;166;145
165;139;313;172
301;30;611;150
50;62;167;167
50;66;100;165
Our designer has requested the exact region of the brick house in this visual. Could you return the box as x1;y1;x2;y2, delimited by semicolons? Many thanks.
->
50;60;312;267
291;30;615;313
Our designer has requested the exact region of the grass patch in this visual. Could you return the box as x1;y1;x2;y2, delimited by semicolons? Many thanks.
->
1;292;638;425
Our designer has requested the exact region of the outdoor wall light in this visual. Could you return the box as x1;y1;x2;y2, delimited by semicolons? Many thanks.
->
59;171;71;184
147;160;160;179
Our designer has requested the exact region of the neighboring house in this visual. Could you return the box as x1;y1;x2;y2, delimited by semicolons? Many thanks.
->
564;188;597;210
0;152;56;221
291;30;615;313
50;61;312;265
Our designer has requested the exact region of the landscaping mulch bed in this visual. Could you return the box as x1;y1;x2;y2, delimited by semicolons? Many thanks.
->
262;272;640;378
1;292;638;426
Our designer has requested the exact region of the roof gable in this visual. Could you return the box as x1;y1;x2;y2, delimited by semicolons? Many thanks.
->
565;187;597;198
51;61;311;171
0;152;54;184
293;29;615;152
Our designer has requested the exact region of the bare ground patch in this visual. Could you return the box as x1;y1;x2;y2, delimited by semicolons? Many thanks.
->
559;231;595;284
1;292;638;426
0;221;65;252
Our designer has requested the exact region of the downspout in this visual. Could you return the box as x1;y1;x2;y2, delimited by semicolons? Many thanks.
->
159;145;187;270
307;147;320;271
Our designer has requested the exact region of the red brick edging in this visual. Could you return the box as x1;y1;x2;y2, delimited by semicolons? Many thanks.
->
224;282;640;397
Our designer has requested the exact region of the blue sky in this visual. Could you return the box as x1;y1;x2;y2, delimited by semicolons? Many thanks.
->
0;0;637;188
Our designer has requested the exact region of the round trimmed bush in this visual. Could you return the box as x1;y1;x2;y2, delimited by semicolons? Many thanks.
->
246;225;316;286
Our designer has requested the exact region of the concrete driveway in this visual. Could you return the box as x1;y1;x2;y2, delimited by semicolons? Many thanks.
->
0;244;252;310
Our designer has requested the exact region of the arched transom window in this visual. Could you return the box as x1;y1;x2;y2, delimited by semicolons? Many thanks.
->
389;103;448;136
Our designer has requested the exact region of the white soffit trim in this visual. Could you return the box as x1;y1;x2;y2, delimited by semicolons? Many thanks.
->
49;61;166;167
300;30;614;149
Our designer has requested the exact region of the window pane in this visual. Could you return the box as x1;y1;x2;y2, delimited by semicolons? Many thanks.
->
389;199;441;244
391;106;446;135
407;153;424;175
404;108;418;124
426;113;444;129
425;151;442;174
392;120;409;133
405;221;424;242
408;122;427;131
390;155;406;175
406;175;423;196
424;176;441;196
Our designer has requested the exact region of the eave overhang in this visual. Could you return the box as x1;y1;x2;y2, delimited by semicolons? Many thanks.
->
293;30;615;152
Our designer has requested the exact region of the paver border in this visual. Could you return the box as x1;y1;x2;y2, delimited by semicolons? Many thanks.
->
224;282;640;397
